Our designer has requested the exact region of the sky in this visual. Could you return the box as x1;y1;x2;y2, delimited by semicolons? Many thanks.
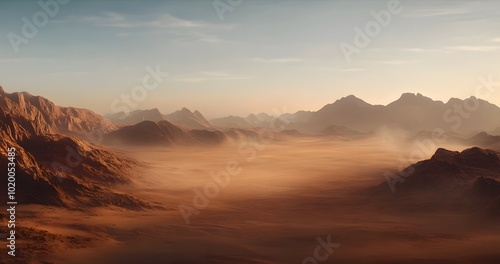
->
1;0;500;118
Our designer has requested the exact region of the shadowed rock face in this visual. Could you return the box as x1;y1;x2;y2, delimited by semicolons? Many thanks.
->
397;147;500;191
373;147;500;217
464;177;500;216
0;87;151;210
103;120;226;146
471;177;500;197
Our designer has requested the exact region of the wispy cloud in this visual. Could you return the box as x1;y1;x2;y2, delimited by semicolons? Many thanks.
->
373;44;500;53
404;8;469;18
171;32;223;44
78;12;236;30
116;32;131;37
44;71;91;76
0;58;24;63
371;47;444;54
0;58;47;63
319;67;365;73
377;60;419;65
251;57;303;63
172;71;252;82
400;48;443;53
445;45;500;52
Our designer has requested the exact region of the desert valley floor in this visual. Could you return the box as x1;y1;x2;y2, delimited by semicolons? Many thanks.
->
5;136;500;264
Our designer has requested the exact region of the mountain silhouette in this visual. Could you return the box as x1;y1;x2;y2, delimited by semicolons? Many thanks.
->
211;115;253;129
467;132;500;150
299;93;500;134
106;108;165;125
103;120;225;146
165;107;213;130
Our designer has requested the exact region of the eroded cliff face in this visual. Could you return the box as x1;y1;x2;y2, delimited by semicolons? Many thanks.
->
0;87;116;139
0;87;151;210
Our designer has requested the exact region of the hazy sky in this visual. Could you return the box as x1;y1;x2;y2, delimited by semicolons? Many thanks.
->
1;0;500;118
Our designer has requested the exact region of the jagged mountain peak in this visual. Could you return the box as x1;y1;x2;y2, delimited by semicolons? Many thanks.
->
336;95;368;104
0;87;116;140
247;113;258;119
165;108;212;129
180;107;193;113
430;148;461;161
169;107;196;117
390;92;439;106
400;92;425;98
430;147;500;163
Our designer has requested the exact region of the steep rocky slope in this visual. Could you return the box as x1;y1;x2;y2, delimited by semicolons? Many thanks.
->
373;147;500;217
0;86;151;209
0;86;116;139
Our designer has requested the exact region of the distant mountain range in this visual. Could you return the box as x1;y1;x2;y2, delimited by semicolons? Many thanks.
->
165;107;213;130
5;84;500;149
3;85;500;215
211;112;289;130
410;130;500;151
106;108;165;125
103;120;225;146
203;93;500;135
5;85;500;141
492;127;500;136
300;93;500;134
105;107;213;130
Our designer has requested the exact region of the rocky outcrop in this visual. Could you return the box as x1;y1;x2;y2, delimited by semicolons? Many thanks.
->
0;87;150;210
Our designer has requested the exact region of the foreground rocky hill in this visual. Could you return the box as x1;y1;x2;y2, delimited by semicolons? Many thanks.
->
373;147;500;217
0;86;151;209
0;86;116;139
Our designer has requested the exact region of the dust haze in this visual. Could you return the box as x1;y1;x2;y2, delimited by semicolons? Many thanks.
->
11;135;499;264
